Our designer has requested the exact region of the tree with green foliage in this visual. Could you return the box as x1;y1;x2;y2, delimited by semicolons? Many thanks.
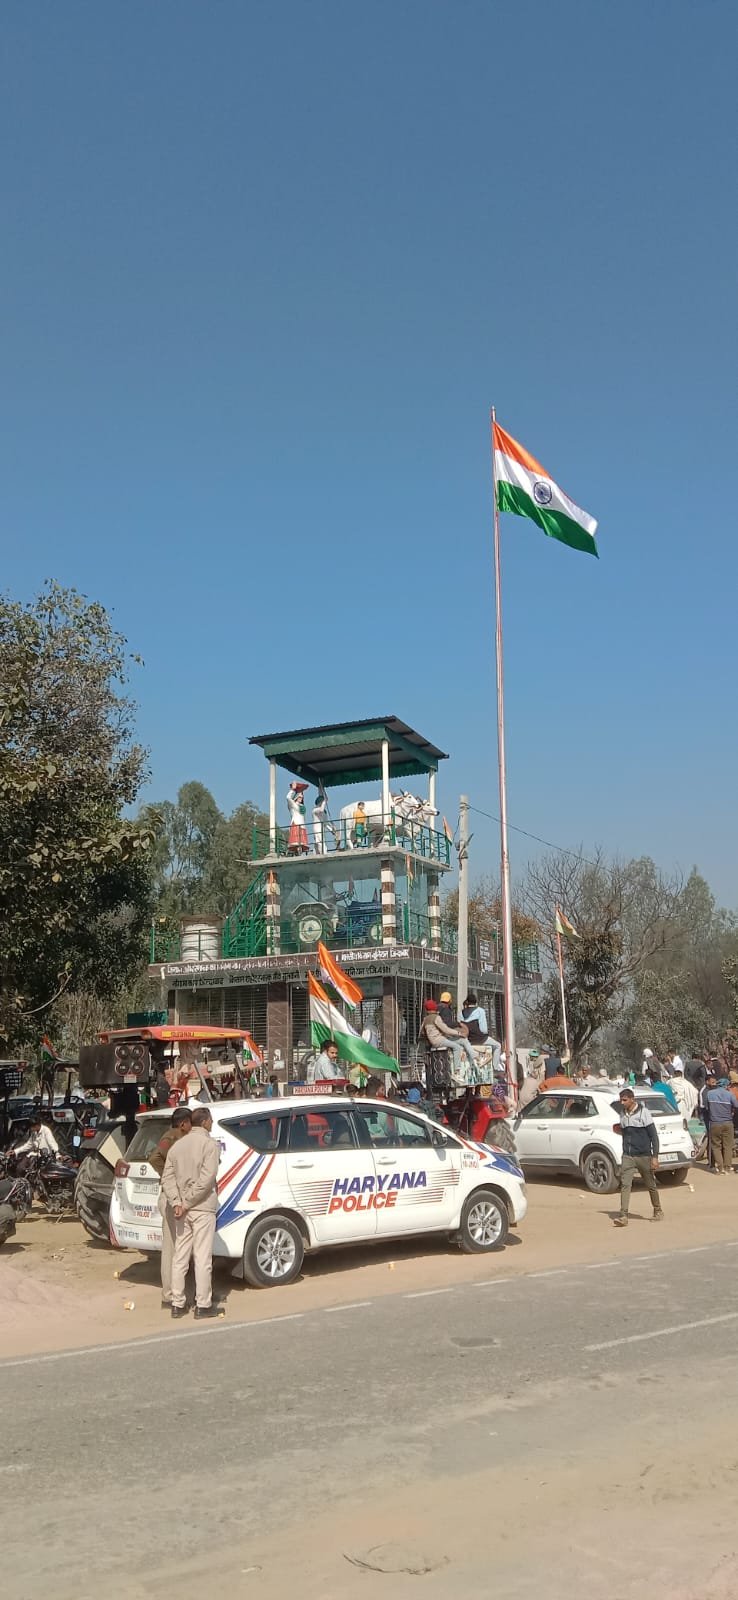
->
139;784;268;920
522;849;689;1060
0;584;156;1052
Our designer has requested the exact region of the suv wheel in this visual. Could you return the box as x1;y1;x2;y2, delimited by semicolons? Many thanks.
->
243;1215;304;1288
581;1148;618;1194
459;1189;509;1253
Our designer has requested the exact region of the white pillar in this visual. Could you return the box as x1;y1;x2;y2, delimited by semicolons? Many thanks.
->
380;858;396;945
265;870;281;955
427;872;441;951
428;770;436;815
381;738;391;836
269;760;277;853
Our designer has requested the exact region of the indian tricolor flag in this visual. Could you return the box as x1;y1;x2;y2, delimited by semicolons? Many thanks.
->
494;421;598;558
308;974;399;1074
555;907;580;938
316;941;363;1008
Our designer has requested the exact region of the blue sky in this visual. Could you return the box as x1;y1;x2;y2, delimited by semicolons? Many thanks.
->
3;1;737;901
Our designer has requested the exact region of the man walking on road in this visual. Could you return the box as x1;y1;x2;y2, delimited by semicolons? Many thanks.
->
162;1105;222;1319
613;1087;663;1227
148;1106;193;1309
704;1078;735;1173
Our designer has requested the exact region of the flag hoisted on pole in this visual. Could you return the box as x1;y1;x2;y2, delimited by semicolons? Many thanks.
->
493;421;598;558
490;407;517;1090
554;907;579;1055
490;411;597;1083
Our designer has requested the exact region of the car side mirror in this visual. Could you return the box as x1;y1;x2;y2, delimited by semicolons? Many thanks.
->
430;1125;448;1147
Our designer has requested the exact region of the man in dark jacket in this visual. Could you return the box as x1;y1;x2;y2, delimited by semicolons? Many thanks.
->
613;1088;663;1227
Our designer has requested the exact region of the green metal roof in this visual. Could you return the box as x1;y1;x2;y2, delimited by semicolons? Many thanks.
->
249;716;448;788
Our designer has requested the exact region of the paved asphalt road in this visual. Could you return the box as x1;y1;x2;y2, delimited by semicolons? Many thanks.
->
3;1237;738;1599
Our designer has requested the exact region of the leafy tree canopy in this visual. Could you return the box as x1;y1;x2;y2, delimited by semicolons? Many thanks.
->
0;584;156;1051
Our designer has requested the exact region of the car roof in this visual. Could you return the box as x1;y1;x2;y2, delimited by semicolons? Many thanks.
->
136;1095;435;1123
535;1085;679;1110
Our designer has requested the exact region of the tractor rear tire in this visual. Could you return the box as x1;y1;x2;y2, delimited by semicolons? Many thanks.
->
484;1119;518;1159
74;1152;115;1241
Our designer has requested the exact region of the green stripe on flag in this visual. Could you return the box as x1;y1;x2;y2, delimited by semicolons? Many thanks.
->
497;480;598;558
311;1023;399;1074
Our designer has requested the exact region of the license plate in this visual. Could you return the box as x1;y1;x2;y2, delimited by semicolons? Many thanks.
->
133;1180;160;1195
658;1153;679;1165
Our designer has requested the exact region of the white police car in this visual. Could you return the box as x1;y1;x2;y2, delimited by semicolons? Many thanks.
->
110;1095;527;1287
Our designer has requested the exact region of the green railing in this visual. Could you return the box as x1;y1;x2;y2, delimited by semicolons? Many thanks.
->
222;870;268;958
250;814;451;868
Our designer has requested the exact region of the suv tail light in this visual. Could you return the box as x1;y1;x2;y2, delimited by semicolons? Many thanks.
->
83;1128;96;1138
114;1159;130;1178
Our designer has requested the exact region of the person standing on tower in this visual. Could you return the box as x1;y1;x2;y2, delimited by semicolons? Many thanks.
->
286;781;309;854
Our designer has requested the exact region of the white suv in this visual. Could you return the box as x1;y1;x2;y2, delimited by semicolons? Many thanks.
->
110;1095;528;1286
512;1087;695;1193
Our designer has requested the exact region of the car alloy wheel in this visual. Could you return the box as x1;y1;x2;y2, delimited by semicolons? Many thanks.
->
466;1196;504;1247
255;1224;298;1280
582;1150;617;1192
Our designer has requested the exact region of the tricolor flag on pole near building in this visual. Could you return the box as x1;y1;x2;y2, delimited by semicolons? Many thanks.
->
308;974;399;1074
40;1035;59;1063
494;421;598;559
555;907;580;939
316;941;363;1008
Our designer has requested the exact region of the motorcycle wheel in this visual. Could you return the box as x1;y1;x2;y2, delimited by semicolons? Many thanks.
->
74;1153;114;1240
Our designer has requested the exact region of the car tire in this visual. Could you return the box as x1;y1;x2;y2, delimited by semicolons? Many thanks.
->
658;1166;689;1185
243;1214;304;1288
459;1188;509;1253
581;1148;619;1194
74;1152;114;1240
484;1119;518;1159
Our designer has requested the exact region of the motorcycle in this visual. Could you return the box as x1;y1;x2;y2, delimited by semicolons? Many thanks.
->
0;1174;33;1245
1;1149;77;1214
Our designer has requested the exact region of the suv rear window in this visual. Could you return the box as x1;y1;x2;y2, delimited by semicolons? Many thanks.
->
126;1117;172;1163
641;1094;679;1116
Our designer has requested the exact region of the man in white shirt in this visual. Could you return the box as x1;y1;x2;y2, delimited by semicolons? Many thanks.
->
15;1117;60;1158
671;1068;698;1119
307;1042;343;1081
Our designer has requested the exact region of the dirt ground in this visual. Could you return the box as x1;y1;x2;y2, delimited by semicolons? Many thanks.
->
2;1163;736;1361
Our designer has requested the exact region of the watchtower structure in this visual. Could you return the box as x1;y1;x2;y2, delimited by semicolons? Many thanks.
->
149;718;516;1073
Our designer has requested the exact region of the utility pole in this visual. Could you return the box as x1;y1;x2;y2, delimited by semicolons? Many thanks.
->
457;796;469;1004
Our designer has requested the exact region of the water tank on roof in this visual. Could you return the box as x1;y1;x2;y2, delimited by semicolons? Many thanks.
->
180;918;221;962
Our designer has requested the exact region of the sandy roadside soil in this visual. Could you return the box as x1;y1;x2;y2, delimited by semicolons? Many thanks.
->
1;1164;735;1361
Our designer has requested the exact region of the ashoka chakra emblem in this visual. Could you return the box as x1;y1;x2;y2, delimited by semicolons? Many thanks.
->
533;480;553;506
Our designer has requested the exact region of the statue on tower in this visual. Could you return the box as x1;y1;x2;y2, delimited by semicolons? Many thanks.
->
286;781;309;854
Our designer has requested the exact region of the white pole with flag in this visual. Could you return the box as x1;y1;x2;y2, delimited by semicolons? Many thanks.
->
491;406;516;1089
556;922;570;1055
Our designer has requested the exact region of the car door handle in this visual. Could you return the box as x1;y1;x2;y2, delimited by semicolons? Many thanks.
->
377;1158;397;1166
534;1125;549;1131
291;1160;314;1168
577;1126;594;1132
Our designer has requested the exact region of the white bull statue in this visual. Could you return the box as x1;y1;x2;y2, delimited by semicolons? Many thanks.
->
337;792;438;848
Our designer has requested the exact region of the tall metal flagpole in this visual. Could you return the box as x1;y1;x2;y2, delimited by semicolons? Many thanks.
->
491;407;517;1088
555;921;570;1054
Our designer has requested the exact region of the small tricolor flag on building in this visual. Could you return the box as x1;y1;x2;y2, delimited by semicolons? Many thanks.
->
442;817;454;844
316;941;363;1009
555;907;580;938
40;1035;59;1062
494;421;598;558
